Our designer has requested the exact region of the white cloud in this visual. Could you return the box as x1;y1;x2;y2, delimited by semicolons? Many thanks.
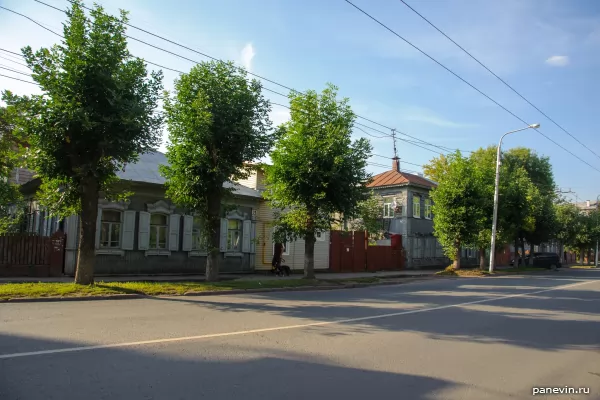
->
401;106;478;129
240;43;255;72
545;55;570;67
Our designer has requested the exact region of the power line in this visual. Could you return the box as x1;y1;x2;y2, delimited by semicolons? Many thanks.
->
29;0;471;155
0;54;29;68
371;153;424;167
0;65;30;76
345;0;600;174
398;0;600;162
0;5;62;37
0;73;37;85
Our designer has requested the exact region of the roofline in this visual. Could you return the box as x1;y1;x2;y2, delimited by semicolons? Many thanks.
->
369;182;435;190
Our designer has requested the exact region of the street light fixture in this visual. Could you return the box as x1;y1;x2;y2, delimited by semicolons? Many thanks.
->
595;195;600;268
489;124;540;273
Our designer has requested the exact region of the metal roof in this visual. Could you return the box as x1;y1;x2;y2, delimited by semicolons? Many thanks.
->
367;169;436;189
118;151;262;199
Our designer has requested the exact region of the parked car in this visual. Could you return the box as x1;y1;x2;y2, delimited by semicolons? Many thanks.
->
510;252;562;269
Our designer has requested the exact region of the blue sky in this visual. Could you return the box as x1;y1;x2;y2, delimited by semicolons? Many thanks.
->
1;0;600;202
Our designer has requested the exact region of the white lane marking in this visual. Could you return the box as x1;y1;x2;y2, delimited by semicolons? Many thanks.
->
0;279;596;360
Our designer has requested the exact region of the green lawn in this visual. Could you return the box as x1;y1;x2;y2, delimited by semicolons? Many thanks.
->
436;266;548;277
0;279;331;301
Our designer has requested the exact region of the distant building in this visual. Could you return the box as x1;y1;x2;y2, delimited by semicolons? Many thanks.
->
574;200;598;215
365;158;477;269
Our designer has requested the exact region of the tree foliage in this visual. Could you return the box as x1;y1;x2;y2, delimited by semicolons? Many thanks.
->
423;153;449;184
334;191;383;235
265;84;372;278
2;0;163;284
161;61;275;281
0;106;25;233
430;151;486;268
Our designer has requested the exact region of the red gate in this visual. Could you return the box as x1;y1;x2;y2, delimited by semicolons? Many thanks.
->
329;231;366;272
330;231;405;272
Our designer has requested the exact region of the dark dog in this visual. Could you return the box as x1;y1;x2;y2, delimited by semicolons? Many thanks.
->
272;258;291;276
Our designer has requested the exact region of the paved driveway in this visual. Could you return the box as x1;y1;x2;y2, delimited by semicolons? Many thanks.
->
1;269;599;399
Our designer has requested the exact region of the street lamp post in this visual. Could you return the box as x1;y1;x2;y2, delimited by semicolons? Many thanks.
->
595;195;600;268
489;124;540;273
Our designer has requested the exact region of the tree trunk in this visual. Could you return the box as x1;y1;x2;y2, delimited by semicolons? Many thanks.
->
304;233;316;279
519;239;525;267
580;247;585;265
587;248;592;265
479;247;486;270
529;243;534;266
74;177;99;285
453;241;461;269
205;193;222;282
514;239;519;266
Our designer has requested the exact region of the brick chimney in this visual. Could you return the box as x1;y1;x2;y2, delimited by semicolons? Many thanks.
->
392;157;400;172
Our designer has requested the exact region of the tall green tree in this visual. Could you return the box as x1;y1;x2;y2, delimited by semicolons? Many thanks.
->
430;151;485;269
468;146;496;268
501;148;556;264
3;1;163;284
161;61;275;282
265;84;372;279
0;107;25;233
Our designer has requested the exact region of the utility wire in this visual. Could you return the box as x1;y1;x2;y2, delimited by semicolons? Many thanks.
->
371;153;424;167
0;65;30;76
0;73;37;85
30;0;472;155
398;0;600;162
0;54;30;68
4;2;463;158
345;0;600;174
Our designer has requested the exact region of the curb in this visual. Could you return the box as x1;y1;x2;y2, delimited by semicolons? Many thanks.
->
1;276;437;303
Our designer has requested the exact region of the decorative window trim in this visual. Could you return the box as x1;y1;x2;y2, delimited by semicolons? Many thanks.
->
99;199;130;211
225;216;243;253
382;196;395;219
146;200;176;215
424;198;432;220
226;209;247;220
148;213;169;252
188;250;208;257
413;195;421;219
99;209;123;249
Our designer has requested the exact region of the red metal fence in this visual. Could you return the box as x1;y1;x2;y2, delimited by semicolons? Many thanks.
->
329;231;405;272
0;231;65;277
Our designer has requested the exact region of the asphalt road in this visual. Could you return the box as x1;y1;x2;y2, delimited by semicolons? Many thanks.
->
1;269;599;400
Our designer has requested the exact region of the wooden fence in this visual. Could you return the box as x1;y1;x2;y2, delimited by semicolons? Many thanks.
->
0;231;65;277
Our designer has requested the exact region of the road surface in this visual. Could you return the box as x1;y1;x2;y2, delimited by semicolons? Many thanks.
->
1;269;599;399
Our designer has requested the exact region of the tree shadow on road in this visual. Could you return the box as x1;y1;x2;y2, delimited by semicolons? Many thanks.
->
0;334;472;400
148;272;600;353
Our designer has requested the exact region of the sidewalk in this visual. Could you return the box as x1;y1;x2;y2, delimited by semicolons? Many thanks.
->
0;269;438;284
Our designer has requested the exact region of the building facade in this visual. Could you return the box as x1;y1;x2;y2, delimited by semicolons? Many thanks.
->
368;158;477;269
235;165;330;271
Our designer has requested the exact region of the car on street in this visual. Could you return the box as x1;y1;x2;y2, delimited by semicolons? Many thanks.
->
509;252;562;269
